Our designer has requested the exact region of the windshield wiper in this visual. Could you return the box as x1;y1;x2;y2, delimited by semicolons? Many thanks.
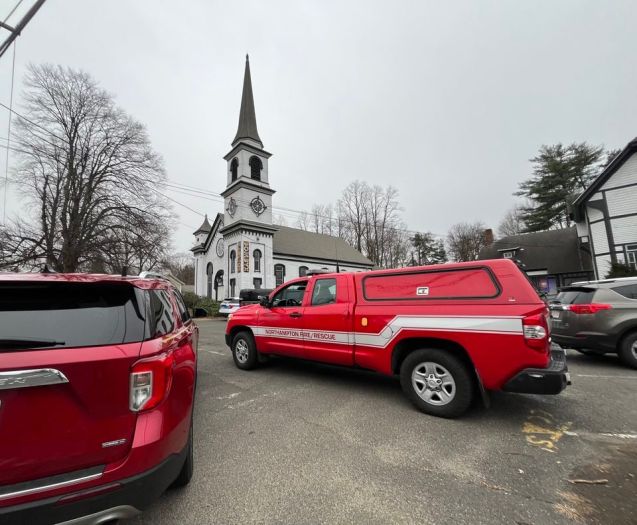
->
0;338;66;350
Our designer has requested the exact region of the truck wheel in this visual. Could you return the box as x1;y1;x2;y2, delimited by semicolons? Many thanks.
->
400;349;474;418
232;331;259;370
618;332;637;369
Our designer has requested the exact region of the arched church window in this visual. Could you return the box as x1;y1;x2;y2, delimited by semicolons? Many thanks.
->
230;158;238;182
253;249;262;272
206;262;214;298
298;266;308;277
274;263;285;286
249;156;262;181
230;250;236;274
214;269;224;301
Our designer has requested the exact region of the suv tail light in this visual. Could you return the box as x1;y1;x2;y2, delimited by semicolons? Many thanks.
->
567;303;612;315
523;310;549;352
130;352;174;412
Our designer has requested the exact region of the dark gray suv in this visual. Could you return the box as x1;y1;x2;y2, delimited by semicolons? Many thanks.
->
550;277;637;369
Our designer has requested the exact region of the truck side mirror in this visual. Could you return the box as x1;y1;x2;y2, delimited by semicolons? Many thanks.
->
259;296;271;308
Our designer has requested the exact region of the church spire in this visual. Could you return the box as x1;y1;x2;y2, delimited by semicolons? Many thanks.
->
232;54;263;147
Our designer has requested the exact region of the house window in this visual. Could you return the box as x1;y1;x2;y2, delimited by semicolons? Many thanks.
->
253;278;262;289
274;263;286;286
206;263;214;299
299;266;308;277
253;249;262;272
503;252;513;259
230;250;236;274
249;156;262;180
627;244;637;269
230;278;236;298
230;158;238;181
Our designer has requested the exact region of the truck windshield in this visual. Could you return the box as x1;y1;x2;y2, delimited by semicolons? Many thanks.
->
0;282;146;350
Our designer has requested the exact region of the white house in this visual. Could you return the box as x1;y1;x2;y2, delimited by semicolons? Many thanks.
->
572;137;637;278
191;56;373;299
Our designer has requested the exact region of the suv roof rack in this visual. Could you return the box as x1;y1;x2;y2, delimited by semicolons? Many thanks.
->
138;271;169;281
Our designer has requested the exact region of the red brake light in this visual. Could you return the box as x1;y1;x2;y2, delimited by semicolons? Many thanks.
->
567;304;612;315
523;310;549;352
130;352;174;412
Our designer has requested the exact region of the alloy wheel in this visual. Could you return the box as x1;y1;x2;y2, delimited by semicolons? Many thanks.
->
235;339;249;363
411;362;456;406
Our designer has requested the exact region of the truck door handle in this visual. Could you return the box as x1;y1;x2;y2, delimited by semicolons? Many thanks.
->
289;312;302;318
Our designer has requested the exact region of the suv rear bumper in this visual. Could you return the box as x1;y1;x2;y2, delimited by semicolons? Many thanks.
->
551;332;617;353
503;346;571;395
0;444;187;525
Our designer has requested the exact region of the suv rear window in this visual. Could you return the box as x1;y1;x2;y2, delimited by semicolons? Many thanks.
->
556;288;595;305
612;284;637;299
362;268;499;301
0;282;146;349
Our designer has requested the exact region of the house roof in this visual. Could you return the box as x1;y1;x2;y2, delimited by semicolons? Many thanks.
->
273;225;373;267
574;136;637;206
478;227;592;275
232;55;263;147
193;214;212;235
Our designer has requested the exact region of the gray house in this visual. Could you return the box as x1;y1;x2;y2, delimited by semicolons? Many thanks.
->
479;228;593;296
571;137;637;278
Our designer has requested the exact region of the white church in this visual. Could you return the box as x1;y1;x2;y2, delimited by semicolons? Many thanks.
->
192;56;373;300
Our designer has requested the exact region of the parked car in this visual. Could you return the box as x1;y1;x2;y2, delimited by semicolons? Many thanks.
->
219;297;241;316
225;259;569;418
550;277;637;368
239;288;274;306
0;273;198;525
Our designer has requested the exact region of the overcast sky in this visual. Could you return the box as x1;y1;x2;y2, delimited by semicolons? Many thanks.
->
1;0;636;253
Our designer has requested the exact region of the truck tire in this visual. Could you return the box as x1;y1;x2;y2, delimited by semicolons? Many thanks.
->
400;349;474;418
232;331;259;370
618;331;637;369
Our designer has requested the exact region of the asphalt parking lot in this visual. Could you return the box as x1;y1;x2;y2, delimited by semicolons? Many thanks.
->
127;319;637;525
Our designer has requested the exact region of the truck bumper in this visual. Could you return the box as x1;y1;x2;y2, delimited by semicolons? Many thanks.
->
503;346;571;395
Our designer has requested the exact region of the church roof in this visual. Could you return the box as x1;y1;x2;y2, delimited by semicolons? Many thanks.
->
193;214;212;235
232;55;263;147
273;226;373;267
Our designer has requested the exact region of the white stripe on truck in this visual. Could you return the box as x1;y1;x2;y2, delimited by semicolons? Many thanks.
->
249;315;523;349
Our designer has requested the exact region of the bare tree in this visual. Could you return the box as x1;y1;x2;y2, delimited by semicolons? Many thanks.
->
446;221;488;262
337;180;369;253
1;64;171;272
295;211;310;231
498;205;526;237
162;252;195;284
273;214;288;226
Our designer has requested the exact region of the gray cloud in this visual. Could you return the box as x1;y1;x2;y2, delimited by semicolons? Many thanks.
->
1;0;635;252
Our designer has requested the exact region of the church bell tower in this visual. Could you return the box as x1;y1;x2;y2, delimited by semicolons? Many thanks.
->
220;55;277;295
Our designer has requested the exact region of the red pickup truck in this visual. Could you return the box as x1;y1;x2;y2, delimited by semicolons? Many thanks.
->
225;260;570;417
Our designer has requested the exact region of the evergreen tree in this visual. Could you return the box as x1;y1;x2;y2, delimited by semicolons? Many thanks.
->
410;232;447;266
516;143;605;232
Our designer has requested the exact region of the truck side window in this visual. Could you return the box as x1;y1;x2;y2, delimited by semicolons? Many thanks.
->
271;282;307;307
311;278;337;306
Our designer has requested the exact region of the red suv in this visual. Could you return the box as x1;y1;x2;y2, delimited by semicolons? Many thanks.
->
0;273;198;525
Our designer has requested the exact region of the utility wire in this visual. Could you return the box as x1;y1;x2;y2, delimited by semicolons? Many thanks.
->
2;0;25;25
0;101;445;239
2;41;16;224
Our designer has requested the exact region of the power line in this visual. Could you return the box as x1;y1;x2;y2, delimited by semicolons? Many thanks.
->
2;41;16;223
0;100;445;239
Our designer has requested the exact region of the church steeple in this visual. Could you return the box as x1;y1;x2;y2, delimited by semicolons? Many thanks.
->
232;54;262;147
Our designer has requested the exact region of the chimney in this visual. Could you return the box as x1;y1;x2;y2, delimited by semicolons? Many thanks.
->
483;229;494;246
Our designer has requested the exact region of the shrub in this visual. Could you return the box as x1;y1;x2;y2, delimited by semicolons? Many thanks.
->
182;291;199;311
605;262;637;278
